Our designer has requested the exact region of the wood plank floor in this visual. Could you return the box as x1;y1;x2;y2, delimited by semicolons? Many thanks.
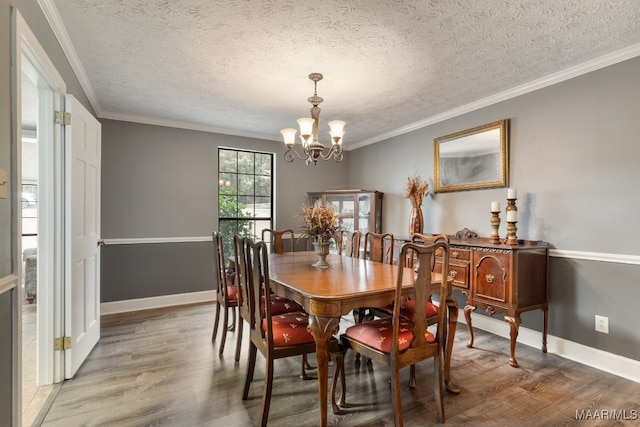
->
38;303;640;426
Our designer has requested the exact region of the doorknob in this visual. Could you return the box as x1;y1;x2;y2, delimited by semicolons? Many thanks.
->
97;239;105;246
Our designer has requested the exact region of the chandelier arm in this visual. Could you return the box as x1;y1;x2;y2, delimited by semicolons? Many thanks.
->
284;146;314;163
317;144;343;161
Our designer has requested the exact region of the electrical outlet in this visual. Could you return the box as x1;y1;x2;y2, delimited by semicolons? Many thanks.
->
595;315;609;334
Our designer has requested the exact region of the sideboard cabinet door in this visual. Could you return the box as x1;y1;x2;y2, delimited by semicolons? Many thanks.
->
473;251;510;310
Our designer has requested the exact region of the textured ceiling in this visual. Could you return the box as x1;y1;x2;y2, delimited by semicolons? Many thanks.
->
46;0;640;149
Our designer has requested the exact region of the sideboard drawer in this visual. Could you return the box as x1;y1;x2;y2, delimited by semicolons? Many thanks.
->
449;247;471;261
435;259;469;289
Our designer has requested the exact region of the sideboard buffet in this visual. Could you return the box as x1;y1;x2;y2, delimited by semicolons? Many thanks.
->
398;231;549;367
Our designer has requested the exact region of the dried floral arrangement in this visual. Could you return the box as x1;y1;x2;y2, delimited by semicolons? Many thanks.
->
300;205;341;241
405;175;429;208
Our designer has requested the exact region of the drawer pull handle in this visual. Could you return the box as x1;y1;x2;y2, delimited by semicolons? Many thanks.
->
449;270;457;278
452;251;459;258
486;274;494;283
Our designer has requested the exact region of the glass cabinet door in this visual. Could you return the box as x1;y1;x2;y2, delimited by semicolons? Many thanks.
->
358;193;371;235
308;190;382;239
326;195;355;231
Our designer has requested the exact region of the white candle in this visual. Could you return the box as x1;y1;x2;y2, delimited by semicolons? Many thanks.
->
507;188;517;199
506;210;517;222
491;201;501;212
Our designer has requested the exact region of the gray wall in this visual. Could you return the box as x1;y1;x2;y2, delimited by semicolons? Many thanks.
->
101;119;348;302
347;57;640;361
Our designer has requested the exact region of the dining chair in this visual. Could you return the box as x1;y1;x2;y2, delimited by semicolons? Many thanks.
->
211;231;239;357
260;228;315;376
261;228;295;253
241;237;345;426
363;231;394;264
368;233;459;389
338;230;361;258
233;234;306;365
332;238;452;426
354;231;394;324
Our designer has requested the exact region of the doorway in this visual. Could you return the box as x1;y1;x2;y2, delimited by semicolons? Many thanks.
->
15;10;67;425
19;40;54;427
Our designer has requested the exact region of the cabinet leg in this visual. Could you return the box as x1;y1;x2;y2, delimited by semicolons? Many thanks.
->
505;315;521;368
542;308;548;353
463;304;476;348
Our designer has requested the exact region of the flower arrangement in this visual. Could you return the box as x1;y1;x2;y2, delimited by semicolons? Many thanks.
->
300;204;340;242
405;175;429;208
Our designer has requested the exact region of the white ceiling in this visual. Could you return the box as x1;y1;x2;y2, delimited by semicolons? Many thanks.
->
42;0;640;149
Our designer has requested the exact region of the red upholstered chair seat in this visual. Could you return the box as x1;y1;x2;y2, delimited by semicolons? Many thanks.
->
262;311;315;347
376;299;438;321
344;317;435;354
261;294;304;316
227;285;238;302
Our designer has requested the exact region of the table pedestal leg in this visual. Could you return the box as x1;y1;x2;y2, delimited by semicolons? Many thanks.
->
307;315;340;427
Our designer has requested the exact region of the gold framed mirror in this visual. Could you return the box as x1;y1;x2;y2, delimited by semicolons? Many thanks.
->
434;119;509;193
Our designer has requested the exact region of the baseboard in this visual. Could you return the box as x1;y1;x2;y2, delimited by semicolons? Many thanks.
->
100;290;215;315
465;314;640;384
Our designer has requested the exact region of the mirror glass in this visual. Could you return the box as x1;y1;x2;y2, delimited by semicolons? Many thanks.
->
434;119;509;193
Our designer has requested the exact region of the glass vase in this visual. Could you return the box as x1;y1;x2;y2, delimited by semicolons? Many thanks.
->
409;206;423;236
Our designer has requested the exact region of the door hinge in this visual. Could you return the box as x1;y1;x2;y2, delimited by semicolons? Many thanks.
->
54;111;71;125
54;336;71;351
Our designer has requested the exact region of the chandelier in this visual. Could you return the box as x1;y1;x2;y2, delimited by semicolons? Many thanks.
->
280;73;345;165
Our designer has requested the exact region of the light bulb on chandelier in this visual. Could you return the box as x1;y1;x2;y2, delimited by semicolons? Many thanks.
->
281;73;345;165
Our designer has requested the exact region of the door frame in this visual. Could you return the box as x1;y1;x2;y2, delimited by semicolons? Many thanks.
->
13;9;67;394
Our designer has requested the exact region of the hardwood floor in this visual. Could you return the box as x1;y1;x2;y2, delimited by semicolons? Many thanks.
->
38;302;639;426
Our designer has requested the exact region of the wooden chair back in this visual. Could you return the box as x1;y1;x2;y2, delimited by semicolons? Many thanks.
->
245;239;271;346
338;230;361;258
334;236;451;425
261;228;295;254
211;231;238;355
212;231;227;301
364;231;394;264
241;237;342;426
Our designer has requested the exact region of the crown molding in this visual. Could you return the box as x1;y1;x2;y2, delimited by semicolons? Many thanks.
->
38;0;101;115
348;43;640;150
98;110;279;141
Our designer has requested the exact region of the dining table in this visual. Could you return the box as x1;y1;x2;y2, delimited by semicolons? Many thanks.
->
268;251;458;426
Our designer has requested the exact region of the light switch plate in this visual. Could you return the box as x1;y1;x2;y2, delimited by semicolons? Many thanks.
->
0;169;7;199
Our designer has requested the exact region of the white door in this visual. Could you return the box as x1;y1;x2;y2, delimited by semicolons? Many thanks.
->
64;94;102;378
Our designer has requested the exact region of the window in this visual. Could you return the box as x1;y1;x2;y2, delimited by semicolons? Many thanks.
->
218;148;273;257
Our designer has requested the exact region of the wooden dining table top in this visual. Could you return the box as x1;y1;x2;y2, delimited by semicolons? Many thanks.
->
268;251;417;317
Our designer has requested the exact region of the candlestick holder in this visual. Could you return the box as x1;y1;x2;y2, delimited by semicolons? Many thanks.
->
506;221;518;245
490;211;501;244
506;197;518;215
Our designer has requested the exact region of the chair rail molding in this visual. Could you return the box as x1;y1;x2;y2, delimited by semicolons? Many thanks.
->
549;249;640;266
0;274;19;294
